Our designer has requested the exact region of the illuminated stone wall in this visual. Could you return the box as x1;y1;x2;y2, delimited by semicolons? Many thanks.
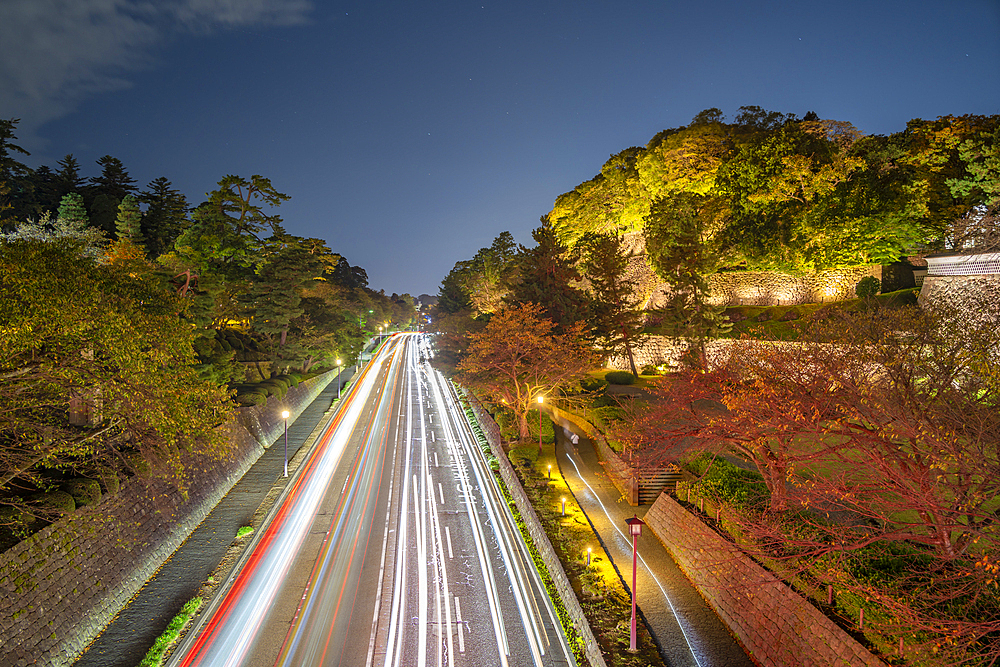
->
618;232;879;308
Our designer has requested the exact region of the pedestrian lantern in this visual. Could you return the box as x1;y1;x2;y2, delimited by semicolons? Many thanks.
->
625;515;646;652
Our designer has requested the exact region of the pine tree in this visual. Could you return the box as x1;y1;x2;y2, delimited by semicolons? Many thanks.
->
506;216;591;335
115;195;143;244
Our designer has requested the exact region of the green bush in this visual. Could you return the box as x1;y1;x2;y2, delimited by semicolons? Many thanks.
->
855;275;881;298
28;490;76;514
688;457;766;506
604;370;636;385
62;478;101;507
580;376;609;393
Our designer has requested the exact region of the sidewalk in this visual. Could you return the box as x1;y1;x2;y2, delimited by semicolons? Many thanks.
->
72;368;355;667
554;426;753;667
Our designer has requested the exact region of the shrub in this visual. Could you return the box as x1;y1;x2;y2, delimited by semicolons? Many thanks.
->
605;370;636;385
28;490;76;515
855;275;881;298
688;457;766;507
62;478;101;507
580;376;608;393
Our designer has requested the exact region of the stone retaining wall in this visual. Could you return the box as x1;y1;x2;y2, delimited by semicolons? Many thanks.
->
460;389;608;667
607;335;737;372
919;274;1000;314
644;492;887;667
618;232;879;308
0;371;336;667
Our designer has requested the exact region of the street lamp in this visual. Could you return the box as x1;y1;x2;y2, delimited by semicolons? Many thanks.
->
625;515;646;652
537;395;544;453
336;358;343;399
281;410;290;478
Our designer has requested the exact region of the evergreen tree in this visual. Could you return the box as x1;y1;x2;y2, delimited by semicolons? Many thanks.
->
115;195;143;244
0;118;31;224
57;192;89;227
54;155;85;202
579;232;644;376
139;177;189;258
506;216;591;335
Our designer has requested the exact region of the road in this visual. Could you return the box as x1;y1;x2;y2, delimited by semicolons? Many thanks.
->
169;333;574;667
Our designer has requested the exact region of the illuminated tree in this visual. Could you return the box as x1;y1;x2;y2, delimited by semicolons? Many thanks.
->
458;303;596;440
0;239;232;528
507;217;591;334
578;232;644;376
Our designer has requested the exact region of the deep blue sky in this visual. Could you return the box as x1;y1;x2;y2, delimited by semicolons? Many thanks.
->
3;0;999;296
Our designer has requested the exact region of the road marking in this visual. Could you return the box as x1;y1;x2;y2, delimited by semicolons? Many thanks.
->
438;483;445;505
445;526;454;558
455;597;466;653
434;452;439;468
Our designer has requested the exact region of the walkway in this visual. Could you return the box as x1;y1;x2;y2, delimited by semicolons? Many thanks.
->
72;368;355;667
554;426;753;667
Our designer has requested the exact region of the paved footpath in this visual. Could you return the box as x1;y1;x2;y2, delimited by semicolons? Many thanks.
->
554;426;754;667
73;369;354;667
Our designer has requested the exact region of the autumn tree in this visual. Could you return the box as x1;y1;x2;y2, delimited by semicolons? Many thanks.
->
457;303;597;439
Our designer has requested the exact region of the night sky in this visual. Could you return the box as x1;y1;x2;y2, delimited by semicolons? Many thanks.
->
2;0;998;296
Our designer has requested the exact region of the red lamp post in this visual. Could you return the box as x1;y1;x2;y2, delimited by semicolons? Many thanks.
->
625;515;646;652
537;395;544;453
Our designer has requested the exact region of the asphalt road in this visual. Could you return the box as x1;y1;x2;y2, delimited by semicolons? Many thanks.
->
169;333;575;667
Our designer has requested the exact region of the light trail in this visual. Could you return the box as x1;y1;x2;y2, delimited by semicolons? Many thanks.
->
169;338;402;667
170;332;576;667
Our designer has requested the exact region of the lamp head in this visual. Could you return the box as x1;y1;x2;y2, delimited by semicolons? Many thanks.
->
281;410;290;419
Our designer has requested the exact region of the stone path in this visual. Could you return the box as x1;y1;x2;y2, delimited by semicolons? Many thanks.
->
554;425;754;667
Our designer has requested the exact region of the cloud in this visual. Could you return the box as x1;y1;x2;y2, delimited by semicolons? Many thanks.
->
0;0;311;148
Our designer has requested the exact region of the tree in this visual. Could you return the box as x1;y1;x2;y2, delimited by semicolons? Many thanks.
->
458;303;597;439
437;262;474;314
462;231;518;315
139;177;190;258
644;192;730;367
578;232;644;376
506;217;591;334
0;118;31;224
115;195;143;245
0;239;233;528
53;155;85;203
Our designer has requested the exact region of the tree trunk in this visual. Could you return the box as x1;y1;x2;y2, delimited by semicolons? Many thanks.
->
518;410;531;440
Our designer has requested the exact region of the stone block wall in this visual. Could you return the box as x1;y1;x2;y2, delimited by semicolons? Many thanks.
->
617;232;879;308
460;389;608;667
607;335;738;372
919;274;1000;314
0;370;336;667
644;492;887;667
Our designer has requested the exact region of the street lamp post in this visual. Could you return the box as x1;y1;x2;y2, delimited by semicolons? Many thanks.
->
336;358;343;399
537;395;544;453
281;410;290;477
626;515;646;652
